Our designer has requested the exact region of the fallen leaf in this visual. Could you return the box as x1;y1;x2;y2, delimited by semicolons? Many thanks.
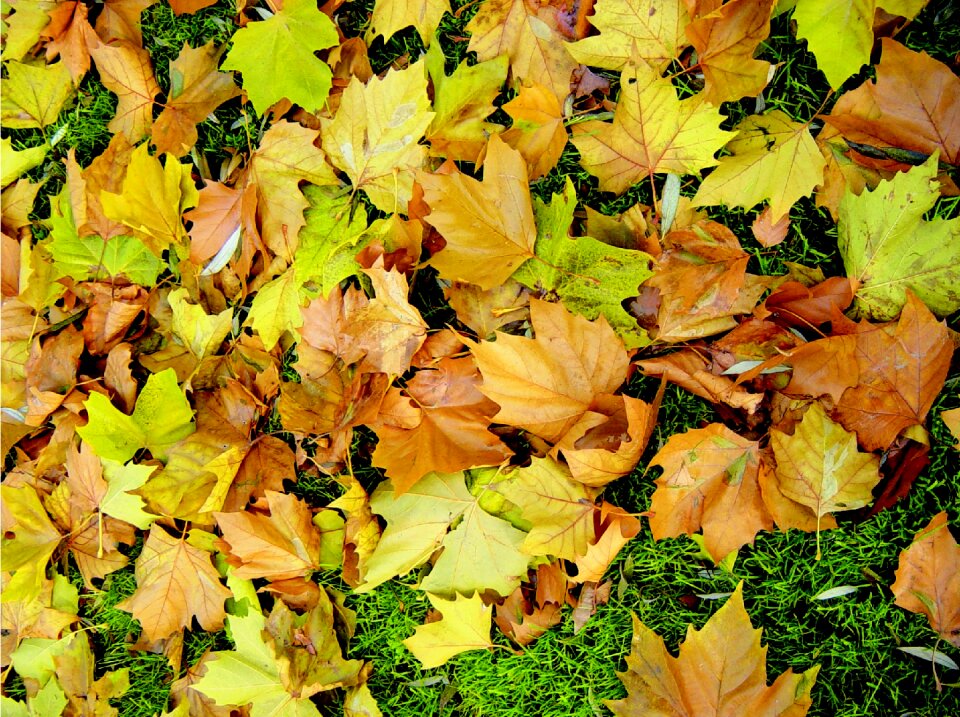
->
1;60;75;129
838;154;960;321
470;298;630;444
637;349;764;414
116;525;230;642
420;136;537;290
369;0;450;45
606;583;819;716
751;206;790;248
500;83;567;179
89;39;160;142
573;61;734;193
648;424;771;561
891;511;960;647
403;592;495;668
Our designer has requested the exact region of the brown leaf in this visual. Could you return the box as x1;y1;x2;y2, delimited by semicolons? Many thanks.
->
834;293;953;451
648;424;771;561
81;282;149;355
117;525;230;641
445;278;531;339
152;42;241;156
95;0;159;45
751;205;790;248
572;502;642;583
891;511;960;648
371;357;512;494
638;349;764;414
24;325;83;426
470;298;630;444
169;0;218;14
500;83;568;179
755;277;854;329
184;179;243;268
824;39;960;166
607;584;819;717
216;490;322;581
89;39;161;142
41;0;97;80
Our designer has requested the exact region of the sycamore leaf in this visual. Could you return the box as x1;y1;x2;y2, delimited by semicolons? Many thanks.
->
514;178;654;347
606;583;819;716
573;62;734;193
99;143;198;257
470;298;629;444
247;269;304;351
370;357;512;493
221;0;338;114
693;110;826;222
168;287;233;361
420;136;537;290
834;292;953;451
77;367;195;462
403;593;495;669
369;0;450;46
494;457;597;560
792;0;874;88
685;0;774;105
891;512;960;648
424;42;508;162
116;525;230;641
1;137;47;187
1;0;57;62
566;0;689;71
215;491;322;581
500;83;567;179
0;484;62;603
770;403;881;528
184;179;242;267
99;459;158;530
824;39;960;166
648;424;771;562
320;60;434;212
466;0;579;103
89;39;160;141
1;60;75;129
152;42;241;157
358;471;528;597
838;154;960;321
944;408;960;449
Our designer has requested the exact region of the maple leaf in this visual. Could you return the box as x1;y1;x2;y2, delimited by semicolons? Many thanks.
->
99;143;198;257
514;178;655;347
221;0;338;114
95;0;159;46
838;154;960;321
1;60;75;129
500;83;567;179
769;404;881;544
116;525;230;641
467;0;579;103
1;0;57;62
320;59;434;212
566;0;689;71
424;43;508;162
494;457;598;560
40;0;96;81
470;298;630;444
369;0;450;45
357;470;528;597
648;424;772;562
89;39;160;142
834;293;953;452
215;491;322;581
685;0;774;105
1;137;47;187
403;592;495;669
607;583;819;716
371;357;512;493
77;368;195;462
152;42;241;157
823;39;959;166
0;484;62;603
572;502;642;583
891;511;960;648
572;61;734;193
420;136;537;290
693;110;826;222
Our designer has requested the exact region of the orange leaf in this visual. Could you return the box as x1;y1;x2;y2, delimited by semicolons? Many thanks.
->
89;39;160;142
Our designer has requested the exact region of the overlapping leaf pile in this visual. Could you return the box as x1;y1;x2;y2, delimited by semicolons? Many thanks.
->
2;0;959;713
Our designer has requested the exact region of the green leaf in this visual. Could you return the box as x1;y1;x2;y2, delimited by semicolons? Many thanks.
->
295;185;370;298
100;459;159;529
222;0;338;115
792;0;873;89
514;179;654;348
1;136;47;186
838;154;960;320
47;188;162;284
77;368;195;462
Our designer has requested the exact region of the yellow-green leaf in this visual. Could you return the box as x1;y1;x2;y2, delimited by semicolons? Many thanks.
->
403;593;494;668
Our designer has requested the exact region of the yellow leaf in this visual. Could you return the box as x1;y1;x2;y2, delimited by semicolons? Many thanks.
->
1;60;75;129
403;593;494;668
572;62;734;193
368;0;450;45
693;110;825;221
320;60;434;212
